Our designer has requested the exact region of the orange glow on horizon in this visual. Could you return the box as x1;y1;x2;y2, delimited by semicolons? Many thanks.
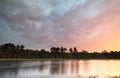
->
74;14;120;52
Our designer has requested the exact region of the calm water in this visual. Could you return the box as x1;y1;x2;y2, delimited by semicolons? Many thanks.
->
0;60;120;78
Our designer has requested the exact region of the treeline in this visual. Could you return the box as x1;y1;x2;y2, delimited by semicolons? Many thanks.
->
0;43;120;59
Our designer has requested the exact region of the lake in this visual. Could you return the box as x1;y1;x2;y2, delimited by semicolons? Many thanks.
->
0;60;120;78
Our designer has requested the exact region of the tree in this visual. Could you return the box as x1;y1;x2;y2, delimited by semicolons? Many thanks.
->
40;49;46;52
16;45;20;50
61;47;64;53
81;50;88;53
1;43;15;52
50;47;56;53
74;47;78;53
69;48;73;53
63;48;67;52
20;45;24;50
0;45;3;52
102;50;108;53
56;47;60;53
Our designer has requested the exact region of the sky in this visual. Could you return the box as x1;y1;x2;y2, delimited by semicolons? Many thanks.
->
0;0;120;52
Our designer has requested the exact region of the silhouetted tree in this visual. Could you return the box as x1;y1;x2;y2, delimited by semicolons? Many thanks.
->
69;48;73;53
1;43;120;59
1;43;15;52
20;45;24;50
63;48;67;52
74;47;78;53
40;49;46;52
60;47;67;53
61;47;64;53
16;45;20;50
56;47;60;53
50;47;56;53
81;50;88;53
102;50;108;53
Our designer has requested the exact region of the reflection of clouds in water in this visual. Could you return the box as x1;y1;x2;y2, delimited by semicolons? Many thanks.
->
17;61;50;78
0;68;18;78
0;60;120;78
0;61;20;78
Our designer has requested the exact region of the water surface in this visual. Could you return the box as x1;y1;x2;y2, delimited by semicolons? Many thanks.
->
0;60;120;78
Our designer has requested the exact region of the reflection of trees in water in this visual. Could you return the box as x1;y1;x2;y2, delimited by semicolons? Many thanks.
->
70;60;79;75
60;61;66;74
0;61;21;78
50;61;67;75
39;61;45;71
50;60;80;75
76;60;79;74
70;60;91;75
50;61;61;74
71;60;74;74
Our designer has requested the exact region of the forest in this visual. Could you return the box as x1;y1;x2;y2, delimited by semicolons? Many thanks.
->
0;43;120;59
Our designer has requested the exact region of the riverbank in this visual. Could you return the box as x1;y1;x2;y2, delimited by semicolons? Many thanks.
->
0;58;120;61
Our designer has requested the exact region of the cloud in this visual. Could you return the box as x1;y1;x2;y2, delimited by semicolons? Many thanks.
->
1;0;120;51
0;17;23;44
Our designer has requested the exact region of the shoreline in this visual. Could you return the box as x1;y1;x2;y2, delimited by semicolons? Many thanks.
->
0;58;120;61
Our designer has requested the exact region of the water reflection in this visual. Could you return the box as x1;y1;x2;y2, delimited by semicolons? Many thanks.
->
70;60;79;74
0;60;120;78
0;61;20;78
